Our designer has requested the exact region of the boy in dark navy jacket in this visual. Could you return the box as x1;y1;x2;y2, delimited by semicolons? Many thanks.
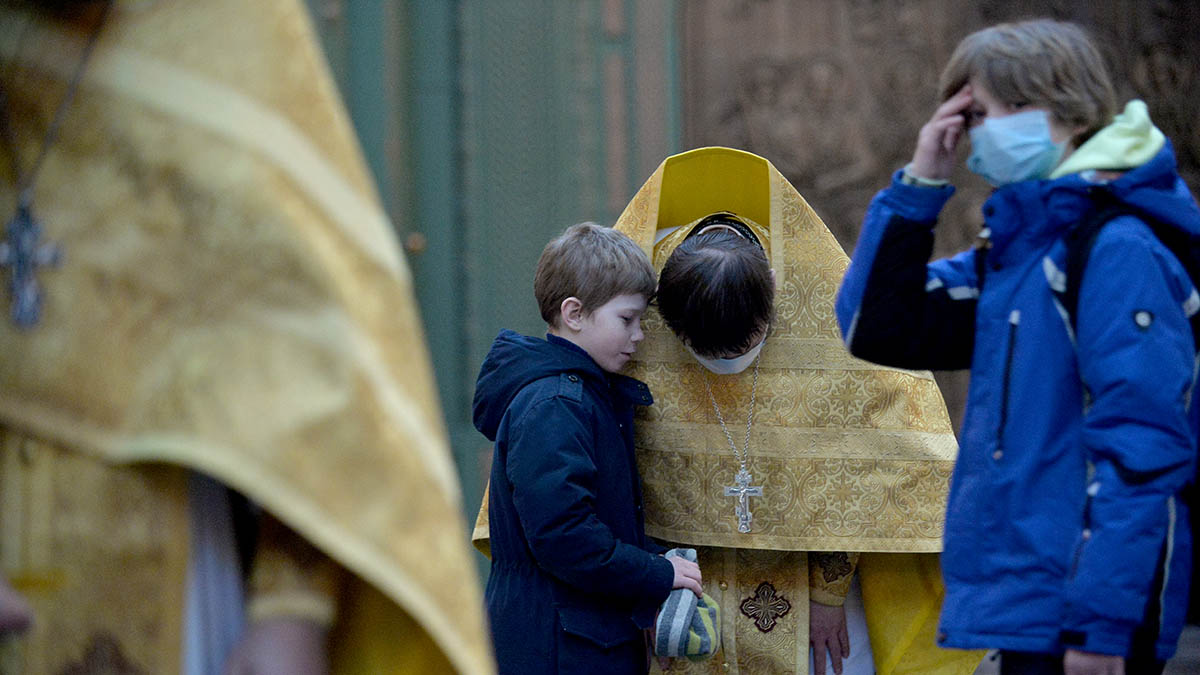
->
474;222;703;674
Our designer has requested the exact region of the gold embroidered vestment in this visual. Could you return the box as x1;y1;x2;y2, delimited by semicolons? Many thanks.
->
610;147;979;674
618;148;956;554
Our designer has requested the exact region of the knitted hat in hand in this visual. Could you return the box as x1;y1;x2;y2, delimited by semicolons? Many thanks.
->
654;548;721;661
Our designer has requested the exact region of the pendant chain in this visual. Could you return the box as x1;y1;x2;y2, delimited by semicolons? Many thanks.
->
703;353;761;473
0;0;114;208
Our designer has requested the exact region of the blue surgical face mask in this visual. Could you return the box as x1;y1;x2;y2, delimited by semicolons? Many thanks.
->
967;109;1066;187
687;337;765;375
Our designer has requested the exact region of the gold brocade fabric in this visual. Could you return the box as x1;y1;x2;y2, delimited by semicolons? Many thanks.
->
621;148;980;674
642;551;980;675
614;147;958;553
0;2;490;674
809;552;859;606
0;434;189;674
651;548;812;674
0;433;457;674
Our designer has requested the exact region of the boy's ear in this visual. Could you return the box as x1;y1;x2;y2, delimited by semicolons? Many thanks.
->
559;297;585;331
770;268;777;293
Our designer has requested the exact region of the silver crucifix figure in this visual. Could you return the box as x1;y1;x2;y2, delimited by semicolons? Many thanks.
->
0;202;61;329
724;468;764;533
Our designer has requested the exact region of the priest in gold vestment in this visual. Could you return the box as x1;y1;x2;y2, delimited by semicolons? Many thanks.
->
476;147;982;674
0;1;492;673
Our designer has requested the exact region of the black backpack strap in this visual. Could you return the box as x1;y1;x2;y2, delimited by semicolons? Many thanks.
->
1060;187;1200;352
1059;194;1131;336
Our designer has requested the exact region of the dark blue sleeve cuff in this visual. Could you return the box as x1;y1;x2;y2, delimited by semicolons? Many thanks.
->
882;168;957;222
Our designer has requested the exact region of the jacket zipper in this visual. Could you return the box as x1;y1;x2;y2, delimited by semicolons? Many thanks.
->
996;310;1020;455
1069;469;1096;580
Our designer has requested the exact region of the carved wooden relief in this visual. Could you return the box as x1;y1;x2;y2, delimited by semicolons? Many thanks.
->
682;0;1200;428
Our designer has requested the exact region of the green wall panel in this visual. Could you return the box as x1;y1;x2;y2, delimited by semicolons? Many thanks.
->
305;0;409;225
306;1;681;538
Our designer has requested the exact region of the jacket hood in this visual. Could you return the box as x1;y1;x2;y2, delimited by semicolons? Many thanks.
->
1050;100;1166;179
1096;139;1200;237
984;135;1200;261
1049;99;1200;238
472;329;606;441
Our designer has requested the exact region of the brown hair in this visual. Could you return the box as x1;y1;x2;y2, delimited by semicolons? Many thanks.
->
939;19;1117;144
656;223;773;358
534;222;657;327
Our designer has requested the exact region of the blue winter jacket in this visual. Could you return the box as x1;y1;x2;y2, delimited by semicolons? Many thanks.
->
835;144;1199;660
474;330;674;674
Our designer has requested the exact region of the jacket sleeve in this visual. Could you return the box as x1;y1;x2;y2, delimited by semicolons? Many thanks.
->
1062;218;1197;655
505;394;674;604
835;170;979;370
808;552;860;606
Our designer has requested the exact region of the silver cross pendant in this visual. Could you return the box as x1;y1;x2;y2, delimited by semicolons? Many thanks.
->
724;468;764;533
0;203;61;329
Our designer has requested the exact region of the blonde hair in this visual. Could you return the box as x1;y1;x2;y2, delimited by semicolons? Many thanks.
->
939;19;1116;143
534;222;656;327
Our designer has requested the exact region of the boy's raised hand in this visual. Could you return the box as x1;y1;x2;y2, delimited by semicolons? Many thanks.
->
910;85;974;182
668;556;703;597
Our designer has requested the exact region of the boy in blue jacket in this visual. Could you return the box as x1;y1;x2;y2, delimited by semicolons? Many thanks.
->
474;222;703;674
836;19;1199;675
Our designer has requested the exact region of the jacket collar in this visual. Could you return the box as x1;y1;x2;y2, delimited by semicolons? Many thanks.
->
546;334;653;407
980;141;1197;267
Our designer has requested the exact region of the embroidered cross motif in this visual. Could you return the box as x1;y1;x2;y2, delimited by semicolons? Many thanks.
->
814;551;854;583
739;581;792;633
0;204;60;329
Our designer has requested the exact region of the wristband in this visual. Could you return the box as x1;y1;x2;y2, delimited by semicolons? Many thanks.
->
901;164;950;188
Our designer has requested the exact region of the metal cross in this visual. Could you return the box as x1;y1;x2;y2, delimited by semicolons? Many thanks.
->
0;202;61;329
724;468;764;533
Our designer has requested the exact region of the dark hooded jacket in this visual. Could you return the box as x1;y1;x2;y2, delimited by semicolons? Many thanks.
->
474;329;673;674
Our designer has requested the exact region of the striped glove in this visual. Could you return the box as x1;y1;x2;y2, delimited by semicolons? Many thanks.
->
653;548;720;661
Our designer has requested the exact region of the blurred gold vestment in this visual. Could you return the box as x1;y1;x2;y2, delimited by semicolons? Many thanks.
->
0;1;491;673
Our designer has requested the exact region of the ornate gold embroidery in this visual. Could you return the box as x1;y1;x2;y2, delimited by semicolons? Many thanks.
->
740;581;792;633
613;148;961;671
644;545;809;673
809;551;859;606
627;230;958;549
813;552;853;583
625;197;957;551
